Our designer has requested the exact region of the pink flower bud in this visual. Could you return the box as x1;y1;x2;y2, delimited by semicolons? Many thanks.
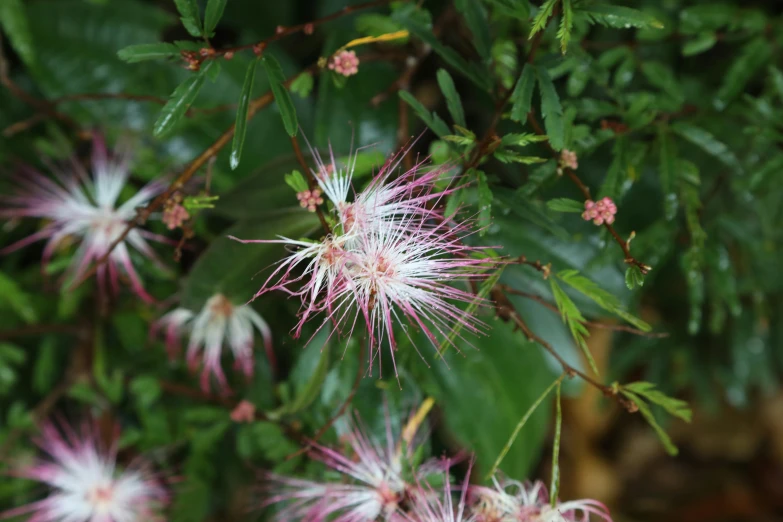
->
328;50;360;77
230;400;256;423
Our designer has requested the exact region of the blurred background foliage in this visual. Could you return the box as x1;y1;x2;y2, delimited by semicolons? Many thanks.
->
1;0;783;520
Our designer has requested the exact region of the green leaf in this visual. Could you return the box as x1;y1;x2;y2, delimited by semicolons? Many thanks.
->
621;390;679;456
510;64;536;122
0;0;36;67
153;61;213;137
625;265;645;289
475;169;493;234
557;0;574;54
181;212;319;309
400;17;491;91
550;278;596;374
203;0;227;36
290;71;314;98
432;319;557;479
284;170;309;193
230;59;258;170
557;269;652;332
436;69;466;127
536;66;565;150
682;32;717;56
546;198;583;213
579;4;664;29
0;271;37;323
274;329;331;417
117;42;180;63
455;0;492;60
769;66;783;102
658;126;678;221
530;0;558;39
33;337;59;394
262;55;298;136
623;381;692;422
549;381;562;507
398;90;450;138
714;38;771;110
671;122;743;175
640;61;683;102
174;0;202;37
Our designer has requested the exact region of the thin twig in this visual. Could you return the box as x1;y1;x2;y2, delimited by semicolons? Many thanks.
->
491;287;636;412
501;285;668;338
188;0;394;68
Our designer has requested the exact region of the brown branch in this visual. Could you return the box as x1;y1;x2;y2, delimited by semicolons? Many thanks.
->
501;285;668;339
0;323;84;340
188;0;394;68
291;135;332;235
491;287;636;411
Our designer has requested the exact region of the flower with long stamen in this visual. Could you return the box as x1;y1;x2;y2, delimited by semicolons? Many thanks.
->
233;145;497;381
470;476;613;522
400;459;476;522
3;419;168;522
0;135;168;302
156;293;273;393
263;412;433;522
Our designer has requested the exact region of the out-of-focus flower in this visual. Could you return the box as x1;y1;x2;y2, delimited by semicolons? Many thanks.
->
3;419;168;522
231;145;498;381
157;293;272;393
581;197;617;226
470;476;613;522
0;134;167;302
328;50;360;77
230;400;257;423
162;200;190;230
263;412;434;522
559;149;578;170
400;459;475;522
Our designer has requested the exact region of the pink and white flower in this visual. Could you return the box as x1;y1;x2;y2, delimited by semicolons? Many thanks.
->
470;477;613;522
0;134;167;303
3;419;168;522
157;293;272;393
400;459;476;522
232;145;497;381
263;413;431;522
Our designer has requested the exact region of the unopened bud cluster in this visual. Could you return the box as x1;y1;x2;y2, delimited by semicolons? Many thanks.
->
328;50;359;77
583;197;617;225
296;188;324;212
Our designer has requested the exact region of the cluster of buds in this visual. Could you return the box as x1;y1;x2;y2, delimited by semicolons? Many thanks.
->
296;188;324;212
582;197;618;225
560;148;578;170
162;193;190;230
328;49;360;77
180;49;202;71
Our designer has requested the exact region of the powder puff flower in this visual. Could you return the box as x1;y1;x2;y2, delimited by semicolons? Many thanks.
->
470;476;612;522
3;419;168;522
328;50;360;77
232;144;496;381
559;149;578;171
156;293;272;393
263;412;434;522
0;134;167;303
400;459;475;522
581;197;617;226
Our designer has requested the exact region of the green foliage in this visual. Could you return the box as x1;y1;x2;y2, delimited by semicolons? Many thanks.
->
262;55;298;137
230;59;258;169
154;62;214;136
3;0;782;517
